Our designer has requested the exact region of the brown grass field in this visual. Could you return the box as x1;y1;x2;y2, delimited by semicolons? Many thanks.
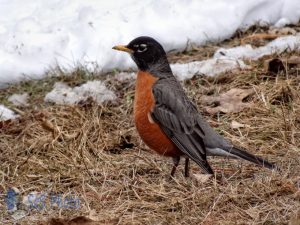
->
0;25;300;225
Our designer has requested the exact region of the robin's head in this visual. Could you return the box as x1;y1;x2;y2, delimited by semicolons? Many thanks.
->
113;36;172;77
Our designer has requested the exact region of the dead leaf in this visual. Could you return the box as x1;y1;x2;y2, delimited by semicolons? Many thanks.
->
201;88;254;114
287;56;300;67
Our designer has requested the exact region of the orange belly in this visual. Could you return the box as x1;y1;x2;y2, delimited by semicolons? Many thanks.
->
134;71;182;157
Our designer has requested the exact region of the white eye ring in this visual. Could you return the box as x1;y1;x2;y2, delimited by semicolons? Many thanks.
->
137;44;147;53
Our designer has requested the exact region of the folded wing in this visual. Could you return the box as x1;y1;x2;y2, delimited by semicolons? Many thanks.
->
151;78;213;174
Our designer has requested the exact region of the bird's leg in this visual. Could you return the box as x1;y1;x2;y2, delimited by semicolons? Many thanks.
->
184;158;190;177
170;156;180;177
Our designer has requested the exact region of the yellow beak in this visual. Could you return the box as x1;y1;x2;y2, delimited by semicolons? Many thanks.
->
112;45;134;53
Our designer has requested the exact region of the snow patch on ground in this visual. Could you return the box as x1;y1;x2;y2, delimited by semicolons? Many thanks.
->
0;0;300;86
114;72;136;82
8;93;29;106
173;34;300;80
44;81;116;105
0;105;18;121
172;59;249;80
214;34;300;60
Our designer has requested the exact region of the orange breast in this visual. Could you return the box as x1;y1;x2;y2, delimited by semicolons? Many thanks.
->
134;71;182;157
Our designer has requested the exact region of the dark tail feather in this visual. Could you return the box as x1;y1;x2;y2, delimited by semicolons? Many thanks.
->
228;146;277;170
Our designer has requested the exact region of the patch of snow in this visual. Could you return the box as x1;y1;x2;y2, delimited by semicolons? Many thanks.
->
172;58;249;80
44;80;116;105
0;105;18;121
114;72;136;82
0;0;299;86
172;34;300;80
214;34;300;60
8;93;29;106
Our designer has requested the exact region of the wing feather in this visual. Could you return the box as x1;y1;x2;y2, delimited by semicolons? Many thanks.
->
151;78;213;174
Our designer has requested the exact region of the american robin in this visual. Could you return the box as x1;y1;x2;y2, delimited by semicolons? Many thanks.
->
113;36;276;177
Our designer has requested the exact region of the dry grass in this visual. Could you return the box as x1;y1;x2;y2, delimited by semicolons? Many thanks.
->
0;26;300;225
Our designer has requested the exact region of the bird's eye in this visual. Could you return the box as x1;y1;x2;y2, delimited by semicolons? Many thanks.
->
137;44;147;53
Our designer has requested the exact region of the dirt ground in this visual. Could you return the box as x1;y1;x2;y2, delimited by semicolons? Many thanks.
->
0;25;300;225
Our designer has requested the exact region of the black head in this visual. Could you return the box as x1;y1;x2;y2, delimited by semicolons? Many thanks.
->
113;36;172;77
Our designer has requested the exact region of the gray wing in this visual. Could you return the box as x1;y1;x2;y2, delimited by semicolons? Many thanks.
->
151;78;213;174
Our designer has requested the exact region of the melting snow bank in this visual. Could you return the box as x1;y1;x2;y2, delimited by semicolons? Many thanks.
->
44;81;116;105
0;105;18;121
171;59;248;80
0;0;300;86
214;34;300;60
172;34;300;80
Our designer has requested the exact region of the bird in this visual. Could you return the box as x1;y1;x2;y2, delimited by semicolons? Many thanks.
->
112;36;276;177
